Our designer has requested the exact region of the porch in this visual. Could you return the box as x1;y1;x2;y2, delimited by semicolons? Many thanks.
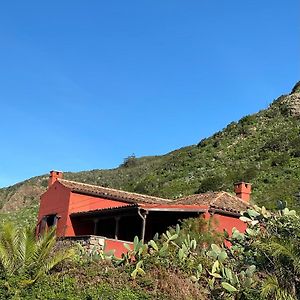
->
70;205;204;243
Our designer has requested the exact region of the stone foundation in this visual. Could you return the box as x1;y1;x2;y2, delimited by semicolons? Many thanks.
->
56;235;105;253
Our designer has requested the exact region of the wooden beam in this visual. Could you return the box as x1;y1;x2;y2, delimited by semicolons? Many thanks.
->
138;209;148;242
93;218;99;235
75;212;137;222
114;216;120;240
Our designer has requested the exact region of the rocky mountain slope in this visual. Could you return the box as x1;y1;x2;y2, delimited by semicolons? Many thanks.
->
1;81;300;224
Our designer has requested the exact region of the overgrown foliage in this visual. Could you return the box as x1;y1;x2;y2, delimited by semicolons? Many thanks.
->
0;224;74;299
112;205;300;299
0;205;300;299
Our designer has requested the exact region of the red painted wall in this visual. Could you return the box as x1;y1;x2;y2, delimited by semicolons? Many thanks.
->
202;212;247;247
67;193;128;236
69;193;127;214
212;214;247;235
37;182;71;237
38;184;130;237
105;238;133;258
203;212;247;235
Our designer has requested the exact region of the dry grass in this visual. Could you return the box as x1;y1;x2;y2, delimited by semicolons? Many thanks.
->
146;266;208;300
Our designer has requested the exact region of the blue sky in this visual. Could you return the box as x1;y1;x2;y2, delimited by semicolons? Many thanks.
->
0;0;299;187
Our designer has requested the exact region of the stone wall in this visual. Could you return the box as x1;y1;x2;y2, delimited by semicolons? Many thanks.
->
56;235;105;253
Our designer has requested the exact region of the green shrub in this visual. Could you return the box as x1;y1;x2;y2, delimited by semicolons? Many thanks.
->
271;153;290;167
291;81;300;94
196;175;224;193
120;154;138;168
240;115;256;126
197;138;209;148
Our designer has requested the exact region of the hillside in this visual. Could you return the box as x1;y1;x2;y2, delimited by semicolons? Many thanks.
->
1;81;300;224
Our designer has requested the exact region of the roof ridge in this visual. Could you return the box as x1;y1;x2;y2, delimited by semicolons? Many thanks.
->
222;191;250;206
177;191;217;200
58;178;172;202
210;191;226;206
209;191;250;212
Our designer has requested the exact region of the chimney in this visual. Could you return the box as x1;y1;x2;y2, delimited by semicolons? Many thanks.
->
234;182;251;202
48;170;63;188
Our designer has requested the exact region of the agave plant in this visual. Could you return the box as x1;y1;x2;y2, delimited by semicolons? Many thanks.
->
0;222;73;297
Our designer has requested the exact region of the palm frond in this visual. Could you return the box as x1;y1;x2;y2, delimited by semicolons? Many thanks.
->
35;248;74;282
261;275;296;300
0;223;20;276
0;222;74;287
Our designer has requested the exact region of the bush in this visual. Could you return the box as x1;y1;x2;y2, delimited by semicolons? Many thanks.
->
239;115;256;126
291;81;300;94
197;138;209;148
19;277;151;300
242;165;259;182
271;153;290;167
196;175;224;193
120;154;137;168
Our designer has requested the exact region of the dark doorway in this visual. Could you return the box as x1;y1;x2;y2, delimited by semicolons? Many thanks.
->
38;214;58;235
144;211;200;241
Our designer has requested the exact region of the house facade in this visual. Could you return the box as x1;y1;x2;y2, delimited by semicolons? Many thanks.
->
37;171;250;256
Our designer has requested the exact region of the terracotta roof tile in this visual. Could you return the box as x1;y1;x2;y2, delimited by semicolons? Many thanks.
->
175;192;249;213
57;179;249;214
58;179;172;205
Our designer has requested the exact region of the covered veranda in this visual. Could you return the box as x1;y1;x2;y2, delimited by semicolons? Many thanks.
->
70;204;206;242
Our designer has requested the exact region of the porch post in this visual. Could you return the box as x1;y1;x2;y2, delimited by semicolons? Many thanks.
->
138;209;148;242
114;216;121;240
93;218;99;235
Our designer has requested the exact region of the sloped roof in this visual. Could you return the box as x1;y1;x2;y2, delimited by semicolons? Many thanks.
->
56;179;249;214
174;192;249;213
57;179;172;205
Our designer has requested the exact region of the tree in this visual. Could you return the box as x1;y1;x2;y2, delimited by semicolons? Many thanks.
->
120;153;137;168
0;223;74;298
196;175;224;193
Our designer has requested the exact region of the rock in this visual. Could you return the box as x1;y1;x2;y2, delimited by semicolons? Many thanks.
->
281;92;300;117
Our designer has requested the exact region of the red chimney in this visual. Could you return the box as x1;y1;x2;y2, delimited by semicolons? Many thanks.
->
48;170;63;188
234;182;251;202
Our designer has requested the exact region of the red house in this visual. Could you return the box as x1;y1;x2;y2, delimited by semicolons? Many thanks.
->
37;171;250;256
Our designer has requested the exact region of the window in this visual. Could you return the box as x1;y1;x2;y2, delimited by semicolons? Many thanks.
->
38;214;59;235
46;214;57;227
